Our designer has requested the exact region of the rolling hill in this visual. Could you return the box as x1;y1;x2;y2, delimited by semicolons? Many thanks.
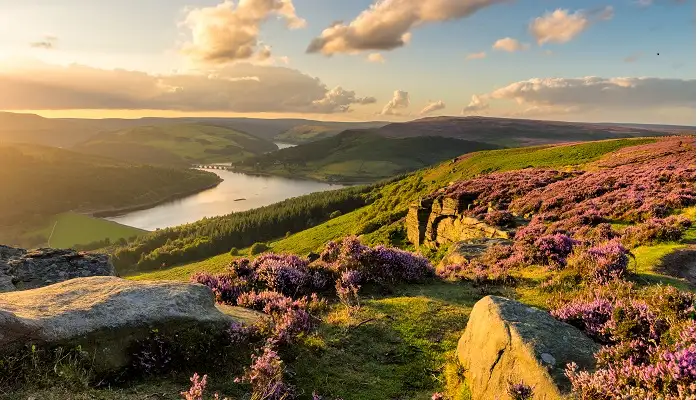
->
234;130;502;182
0;112;101;147
0;143;221;247
273;122;389;144
73;123;278;166
370;116;691;147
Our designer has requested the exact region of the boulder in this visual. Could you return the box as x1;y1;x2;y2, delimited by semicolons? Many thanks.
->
0;276;259;372
457;296;600;400
0;245;115;292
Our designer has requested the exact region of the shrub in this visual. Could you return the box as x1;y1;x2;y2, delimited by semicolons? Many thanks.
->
235;345;294;400
483;210;516;228
229;247;238;256
329;210;342;219
621;215;693;248
250;242;270;256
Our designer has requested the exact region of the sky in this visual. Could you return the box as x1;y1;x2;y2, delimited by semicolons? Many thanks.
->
0;0;695;124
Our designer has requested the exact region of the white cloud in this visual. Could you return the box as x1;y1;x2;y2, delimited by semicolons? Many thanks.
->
492;37;529;52
0;60;374;114
367;53;386;63
380;90;410;115
485;76;694;111
461;94;489;114
311;86;376;113
529;7;613;45
306;0;508;55
419;100;446;115
466;51;486;60
180;0;306;64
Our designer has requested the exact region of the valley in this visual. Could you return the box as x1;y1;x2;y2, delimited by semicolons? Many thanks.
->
0;112;695;400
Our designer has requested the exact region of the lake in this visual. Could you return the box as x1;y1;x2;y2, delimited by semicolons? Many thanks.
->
105;142;345;231
106;169;347;231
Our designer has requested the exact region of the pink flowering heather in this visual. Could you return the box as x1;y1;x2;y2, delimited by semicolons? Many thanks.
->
586;240;631;284
181;373;226;400
622;215;693;248
236;345;294;400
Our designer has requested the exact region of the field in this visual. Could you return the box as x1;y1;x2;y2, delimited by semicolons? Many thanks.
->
25;212;146;249
73;123;277;166
235;131;501;182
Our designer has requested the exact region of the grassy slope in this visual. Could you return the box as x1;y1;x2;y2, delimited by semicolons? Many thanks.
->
31;136;697;400
25;212;146;249
74;123;277;166
235;131;502;182
0;143;220;247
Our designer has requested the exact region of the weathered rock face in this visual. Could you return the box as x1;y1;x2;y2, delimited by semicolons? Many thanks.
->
0;245;115;292
457;296;600;400
0;276;258;372
406;195;521;250
437;238;512;271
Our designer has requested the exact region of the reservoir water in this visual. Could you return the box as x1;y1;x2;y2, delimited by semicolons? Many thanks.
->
105;142;346;231
106;169;347;231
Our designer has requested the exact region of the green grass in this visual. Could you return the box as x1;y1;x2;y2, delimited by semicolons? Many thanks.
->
289;281;481;400
237;131;501;182
25;212;146;249
74;123;277;166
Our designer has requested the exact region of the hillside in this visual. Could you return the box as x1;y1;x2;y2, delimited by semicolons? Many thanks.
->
371;116;687;147
0;112;101;147
0;144;220;247
273;122;388;144
73;123;278;166
234;130;501;182
109;136;694;400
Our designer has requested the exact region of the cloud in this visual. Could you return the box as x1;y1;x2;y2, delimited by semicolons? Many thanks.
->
306;0;508;55
367;53;386;63
380;90;410;115
311;86;376;112
623;52;643;63
419;100;446;115
487;76;695;111
180;0;306;64
492;37;529;52
0;60;374;114
461;94;489;114
30;35;57;49
529;7;613;45
466;51;486;60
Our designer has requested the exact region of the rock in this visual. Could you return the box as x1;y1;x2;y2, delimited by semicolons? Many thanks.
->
437;238;512;272
0;245;115;292
0;276;258;372
457;296;600;400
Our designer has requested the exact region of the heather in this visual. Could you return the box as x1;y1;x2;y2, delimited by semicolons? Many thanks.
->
86;137;694;400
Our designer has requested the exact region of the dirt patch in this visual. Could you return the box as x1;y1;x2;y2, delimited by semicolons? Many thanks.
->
657;245;696;286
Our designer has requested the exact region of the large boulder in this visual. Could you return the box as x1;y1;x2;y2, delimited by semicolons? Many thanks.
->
0;245;115;292
0;276;259;372
457;296;600;400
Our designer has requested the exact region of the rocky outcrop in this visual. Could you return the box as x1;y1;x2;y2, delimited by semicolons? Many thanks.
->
0;276;259;372
0;245;115;292
457;296;600;400
406;195;522;250
437;238;512;271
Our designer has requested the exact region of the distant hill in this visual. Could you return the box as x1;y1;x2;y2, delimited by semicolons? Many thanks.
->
273;122;388;144
0;143;221;246
235;130;501;182
0;112;100;147
73;123;278;166
369;116;687;147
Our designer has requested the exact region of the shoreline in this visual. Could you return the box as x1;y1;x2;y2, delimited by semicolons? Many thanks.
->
227;167;375;186
91;179;223;218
